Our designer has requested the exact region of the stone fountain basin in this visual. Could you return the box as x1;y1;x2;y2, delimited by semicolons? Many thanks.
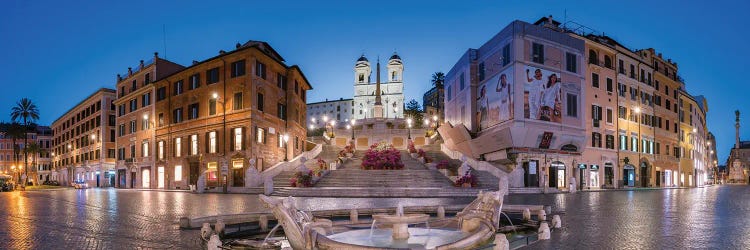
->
371;213;429;225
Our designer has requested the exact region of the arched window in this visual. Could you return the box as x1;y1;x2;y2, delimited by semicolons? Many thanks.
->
358;74;365;83
391;71;397;81
604;55;612;68
588;49;598;65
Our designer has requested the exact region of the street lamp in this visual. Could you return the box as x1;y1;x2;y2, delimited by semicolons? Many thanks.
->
406;118;412;139
282;134;289;161
350;119;356;139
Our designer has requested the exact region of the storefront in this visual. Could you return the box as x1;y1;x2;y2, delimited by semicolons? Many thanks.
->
157;166;165;188
604;163;614;188
589;164;600;188
664;170;673;187
141;167;150;188
623;164;635;187
232;159;245;187
577;164;586;188
522;160;540;187
549;161;566;189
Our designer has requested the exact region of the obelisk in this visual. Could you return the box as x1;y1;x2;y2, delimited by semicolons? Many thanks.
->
373;57;384;118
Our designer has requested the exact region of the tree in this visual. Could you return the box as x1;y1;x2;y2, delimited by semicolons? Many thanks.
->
24;142;43;184
404;99;424;128
11;98;40;187
6;122;24;183
431;72;445;89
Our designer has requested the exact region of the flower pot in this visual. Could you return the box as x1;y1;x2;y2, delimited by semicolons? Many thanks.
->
462;183;471;188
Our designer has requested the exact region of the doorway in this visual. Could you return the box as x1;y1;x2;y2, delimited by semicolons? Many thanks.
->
550;162;565;188
604;164;614;187
623;165;635;187
640;162;648;187
118;170;126;188
142;168;150;188
157;167;165;188
656;171;661;186
522;161;539;187
130;172;136;188
232;159;244;187
189;162;199;186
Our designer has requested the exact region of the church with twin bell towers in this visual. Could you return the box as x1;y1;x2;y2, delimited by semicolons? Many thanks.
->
352;53;405;119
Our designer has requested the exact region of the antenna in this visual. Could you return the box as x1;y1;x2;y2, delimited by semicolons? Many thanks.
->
162;24;167;59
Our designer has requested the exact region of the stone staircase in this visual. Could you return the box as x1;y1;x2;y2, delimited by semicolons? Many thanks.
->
419;143;499;190
272;143;342;188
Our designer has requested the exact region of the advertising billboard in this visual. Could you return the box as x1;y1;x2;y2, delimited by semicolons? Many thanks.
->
523;65;562;123
476;67;514;130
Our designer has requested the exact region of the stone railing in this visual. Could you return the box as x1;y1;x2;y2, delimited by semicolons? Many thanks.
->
440;144;510;179
260;143;323;182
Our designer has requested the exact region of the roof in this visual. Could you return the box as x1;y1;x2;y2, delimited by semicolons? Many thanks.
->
389;53;401;60
357;55;369;62
52;88;116;125
306;98;353;106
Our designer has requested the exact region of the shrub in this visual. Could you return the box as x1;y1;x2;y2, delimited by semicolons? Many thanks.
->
361;142;404;170
290;170;314;187
454;170;478;187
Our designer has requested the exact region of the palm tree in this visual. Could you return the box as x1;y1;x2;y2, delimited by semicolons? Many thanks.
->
24;142;42;185
11;98;40;186
431;72;445;89
6;122;24;183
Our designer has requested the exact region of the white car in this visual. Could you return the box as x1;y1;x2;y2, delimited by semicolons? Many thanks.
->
73;181;89;189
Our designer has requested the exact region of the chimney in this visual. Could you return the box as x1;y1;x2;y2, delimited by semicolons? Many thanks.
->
219;50;226;54
192;60;199;65
236;43;241;49
139;60;144;68
548;15;553;24
154;52;159;59
736;110;741;149
117;74;121;82
667;59;672;63
128;67;133;76
658;53;662;58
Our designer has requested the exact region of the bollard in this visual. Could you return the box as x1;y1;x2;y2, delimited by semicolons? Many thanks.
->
259;215;269;231
493;233;510;250
179;217;191;229
201;223;213;240
522;208;531;221
552;215;562;228
544;206;552;215
350;209;359;224
437;206;446;219
538;221;550;240
537;209;547;221
215;219;226;236
207;234;222;250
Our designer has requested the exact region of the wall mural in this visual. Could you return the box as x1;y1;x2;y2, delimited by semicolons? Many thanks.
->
476;67;514;130
523;65;562;123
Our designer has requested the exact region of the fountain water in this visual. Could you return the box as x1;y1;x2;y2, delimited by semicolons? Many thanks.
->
500;212;517;234
261;224;282;247
369;219;377;239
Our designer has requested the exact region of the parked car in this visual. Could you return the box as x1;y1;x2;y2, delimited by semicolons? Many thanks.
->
43;180;60;186
0;175;14;192
73;181;89;189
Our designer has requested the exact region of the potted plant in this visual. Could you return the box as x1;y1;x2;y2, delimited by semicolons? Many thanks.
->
454;170;478;188
408;141;418;158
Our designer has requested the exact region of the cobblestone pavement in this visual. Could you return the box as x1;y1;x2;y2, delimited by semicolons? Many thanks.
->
3;185;748;249
507;185;750;250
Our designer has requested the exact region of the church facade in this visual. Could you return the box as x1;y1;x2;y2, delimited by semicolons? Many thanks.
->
728;110;750;183
352;54;404;120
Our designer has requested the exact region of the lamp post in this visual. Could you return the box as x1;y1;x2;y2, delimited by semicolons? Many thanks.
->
394;108;398;119
634;107;642;187
283;134;289;161
329;120;336;138
406;118;412;139
350;119;356;140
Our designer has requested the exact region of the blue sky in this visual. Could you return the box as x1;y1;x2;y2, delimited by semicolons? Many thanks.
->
1;0;748;163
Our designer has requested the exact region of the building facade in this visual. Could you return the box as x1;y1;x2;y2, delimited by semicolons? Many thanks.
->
306;98;353;130
153;40;311;191
353;54;404;120
728;110;750;182
51;88;118;187
0;124;52;185
423;86;444;122
440;16;713;191
443;17;587;191
113;53;184;189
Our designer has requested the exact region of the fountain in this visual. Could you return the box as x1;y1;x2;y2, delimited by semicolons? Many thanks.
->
259;190;504;249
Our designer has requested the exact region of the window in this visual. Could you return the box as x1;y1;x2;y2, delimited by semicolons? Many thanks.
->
532;42;544;64
190;134;198;155
130;99;137;112
277;73;287;90
294;81;299;94
233;128;243;151
209;99;216;115
130;144;136;158
173;108;183;123
233;92;243;110
592;132;602;148
142;117;149;130
158;141;164;160
592;104;602;121
174;138;182;157
278;103;287;120
142;93;151;107
606;108;613;124
142;141;149;157
565;52;576;73
118;124;124;137
620;135;627;150
157;87;166;101
592;73;599;88
189;73;200;90
255;61;266;79
231;60;246;77
173;80;184;96
606;78;613;92
158;113;164;127
109;115;115;126
446;85;452;101
256;127;266;144
278;134;284;148
604;55;612;68
131;80;137;91
631;136;638;152
206;67;220;84
605;135;615;149
174;165;182;181
257;93;264;111
566;93;578;117
130;120;136;133
144;73;151;84
502;44;510;66
188;103;199;120
208;131;216;154
618;59;624;74
459;72;466;90
618;83;626;97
